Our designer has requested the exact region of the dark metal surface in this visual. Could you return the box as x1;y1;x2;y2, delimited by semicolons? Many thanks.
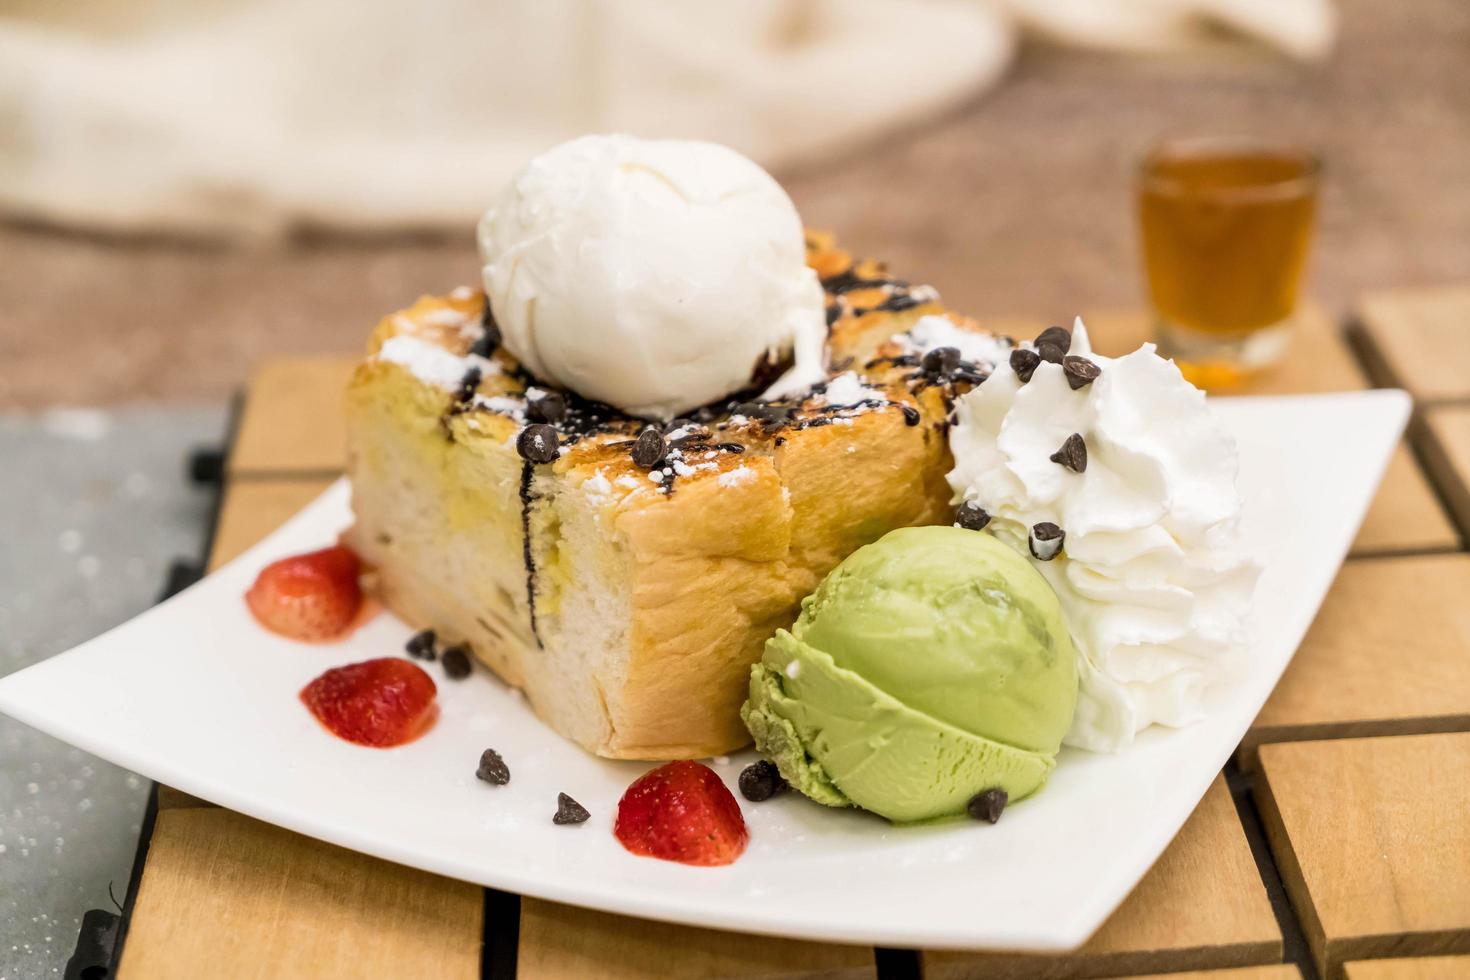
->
0;406;225;979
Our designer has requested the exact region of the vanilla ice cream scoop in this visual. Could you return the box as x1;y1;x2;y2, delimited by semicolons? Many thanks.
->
477;134;827;419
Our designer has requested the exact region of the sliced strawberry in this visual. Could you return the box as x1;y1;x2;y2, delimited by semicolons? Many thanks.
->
246;545;362;641
300;658;438;747
614;760;749;866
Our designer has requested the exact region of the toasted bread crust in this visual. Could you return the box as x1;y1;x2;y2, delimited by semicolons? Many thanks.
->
345;238;999;758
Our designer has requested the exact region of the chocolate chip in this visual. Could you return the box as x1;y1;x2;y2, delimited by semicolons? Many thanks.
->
967;788;1008;823
900;405;922;426
1049;433;1088;473
631;427;668;468
1009;348;1041;383
405;629;436;661
476;748;510;786
1036;325;1071;351
921;346;961;375
470;303;501;357
1029;522;1065;561
526;390;566;424
716;442;746;454
455;366;482;403
517;424;559;464
441;644;472;679
1063;355;1101;390
739;760;788;802
955;501;991;531
1036;341;1066;365
469;334;496;359
553;792;590;825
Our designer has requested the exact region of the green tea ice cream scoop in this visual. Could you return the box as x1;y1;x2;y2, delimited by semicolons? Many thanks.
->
742;525;1079;823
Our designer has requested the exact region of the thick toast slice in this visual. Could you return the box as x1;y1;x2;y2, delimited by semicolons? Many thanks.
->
344;235;1011;758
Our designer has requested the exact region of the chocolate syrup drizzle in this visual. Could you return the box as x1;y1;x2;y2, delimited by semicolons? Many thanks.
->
818;262;935;319
821;269;907;295
786;398;921;430
517;460;541;647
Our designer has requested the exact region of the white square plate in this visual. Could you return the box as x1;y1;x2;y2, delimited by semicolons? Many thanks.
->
0;389;1409;952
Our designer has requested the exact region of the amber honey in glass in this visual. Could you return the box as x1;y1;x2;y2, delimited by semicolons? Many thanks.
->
1137;139;1320;389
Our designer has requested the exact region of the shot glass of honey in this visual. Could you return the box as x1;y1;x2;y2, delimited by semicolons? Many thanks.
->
1137;138;1320;389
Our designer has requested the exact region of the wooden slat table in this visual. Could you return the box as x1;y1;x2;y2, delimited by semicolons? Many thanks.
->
923;778;1281;980
1255;734;1470;979
1342;956;1470;979
1122;968;1303;980
1354;286;1470;544
113;297;1470;978
1417;406;1470;544
1237;554;1470;766
119;809;485;980
1353;286;1470;404
208;477;336;570
1350;447;1460;558
516;900;877;980
227;358;357;477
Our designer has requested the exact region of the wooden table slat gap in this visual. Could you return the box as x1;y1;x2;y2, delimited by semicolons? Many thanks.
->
1223;767;1317;980
1411;408;1470;546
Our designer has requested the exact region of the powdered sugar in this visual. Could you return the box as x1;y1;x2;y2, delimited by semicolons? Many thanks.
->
377;335;496;390
902;315;1013;369
420;307;473;327
819;371;884;408
581;469;614;504
472;395;527;419
717;466;757;487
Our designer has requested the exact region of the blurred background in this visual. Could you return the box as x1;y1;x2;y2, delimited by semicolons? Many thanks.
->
0;0;1466;975
1;0;1466;408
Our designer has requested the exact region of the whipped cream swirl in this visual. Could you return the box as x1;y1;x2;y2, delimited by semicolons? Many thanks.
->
946;319;1259;752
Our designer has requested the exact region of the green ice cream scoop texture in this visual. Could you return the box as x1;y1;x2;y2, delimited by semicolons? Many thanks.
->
741;526;1079;823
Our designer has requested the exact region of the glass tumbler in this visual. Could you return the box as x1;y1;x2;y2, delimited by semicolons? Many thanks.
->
1137;138;1320;390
